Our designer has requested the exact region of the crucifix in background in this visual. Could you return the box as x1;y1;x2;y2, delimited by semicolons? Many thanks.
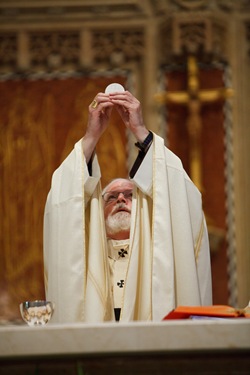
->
155;55;233;252
155;55;233;192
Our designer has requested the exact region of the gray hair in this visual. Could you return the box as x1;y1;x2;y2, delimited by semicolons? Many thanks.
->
102;178;132;196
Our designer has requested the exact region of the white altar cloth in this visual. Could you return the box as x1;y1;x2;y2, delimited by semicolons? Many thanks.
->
0;319;249;358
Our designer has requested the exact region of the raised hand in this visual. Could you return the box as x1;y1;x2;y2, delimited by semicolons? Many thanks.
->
109;91;149;142
83;93;113;162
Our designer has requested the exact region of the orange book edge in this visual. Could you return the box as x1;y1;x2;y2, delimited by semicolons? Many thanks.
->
163;305;250;320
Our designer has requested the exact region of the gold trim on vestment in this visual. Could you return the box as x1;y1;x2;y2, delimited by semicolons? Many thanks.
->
81;140;87;321
194;215;204;262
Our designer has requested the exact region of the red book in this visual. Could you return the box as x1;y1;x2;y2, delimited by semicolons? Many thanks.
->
163;305;250;320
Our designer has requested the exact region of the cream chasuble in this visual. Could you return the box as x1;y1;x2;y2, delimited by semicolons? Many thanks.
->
44;133;212;323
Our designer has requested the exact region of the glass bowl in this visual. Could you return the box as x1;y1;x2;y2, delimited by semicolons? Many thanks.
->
19;300;54;326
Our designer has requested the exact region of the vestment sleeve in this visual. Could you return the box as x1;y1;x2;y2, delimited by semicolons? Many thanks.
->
43;139;106;322
129;144;153;197
45;139;101;209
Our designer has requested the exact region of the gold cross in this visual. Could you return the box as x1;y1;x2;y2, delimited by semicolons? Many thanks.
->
155;56;233;191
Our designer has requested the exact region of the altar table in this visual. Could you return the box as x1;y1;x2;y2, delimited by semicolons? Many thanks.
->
0;319;250;374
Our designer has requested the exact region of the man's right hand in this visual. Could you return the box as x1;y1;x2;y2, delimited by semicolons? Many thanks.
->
83;93;114;163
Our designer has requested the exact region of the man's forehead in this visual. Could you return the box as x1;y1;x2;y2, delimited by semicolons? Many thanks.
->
107;179;134;192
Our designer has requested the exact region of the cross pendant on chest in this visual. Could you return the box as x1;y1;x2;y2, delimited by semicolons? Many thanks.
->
118;248;128;258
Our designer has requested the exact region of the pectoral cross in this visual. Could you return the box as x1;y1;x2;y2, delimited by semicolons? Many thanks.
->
155;56;233;192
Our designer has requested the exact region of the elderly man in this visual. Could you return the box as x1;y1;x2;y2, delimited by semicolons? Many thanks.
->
44;89;212;323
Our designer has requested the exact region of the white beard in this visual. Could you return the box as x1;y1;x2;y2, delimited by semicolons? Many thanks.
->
105;211;131;236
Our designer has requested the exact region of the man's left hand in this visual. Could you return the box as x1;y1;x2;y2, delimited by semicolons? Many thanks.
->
109;91;149;142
